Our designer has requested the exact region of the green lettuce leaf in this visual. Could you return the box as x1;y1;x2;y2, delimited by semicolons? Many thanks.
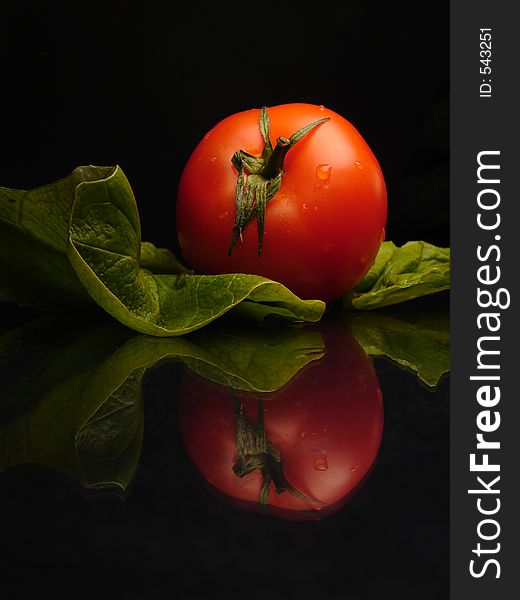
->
0;166;186;309
0;166;325;334
66;166;324;335
139;241;192;274
343;241;450;310
0;167;105;309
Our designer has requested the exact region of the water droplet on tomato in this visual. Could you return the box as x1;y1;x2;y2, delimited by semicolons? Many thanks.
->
313;457;329;471
354;161;363;170
350;464;359;473
218;211;229;220
379;228;386;244
302;203;308;211
210;156;217;162
315;164;332;180
319;105;325;112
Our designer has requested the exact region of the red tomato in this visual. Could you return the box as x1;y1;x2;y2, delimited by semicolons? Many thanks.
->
176;103;387;302
178;321;384;520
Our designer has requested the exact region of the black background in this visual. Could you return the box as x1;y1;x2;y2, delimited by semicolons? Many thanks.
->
0;3;450;599
1;2;449;255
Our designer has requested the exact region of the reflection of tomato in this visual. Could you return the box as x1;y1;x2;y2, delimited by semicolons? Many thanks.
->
178;322;383;520
176;103;387;302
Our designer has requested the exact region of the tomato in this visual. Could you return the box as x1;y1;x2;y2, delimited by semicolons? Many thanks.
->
176;103;387;302
178;320;384;520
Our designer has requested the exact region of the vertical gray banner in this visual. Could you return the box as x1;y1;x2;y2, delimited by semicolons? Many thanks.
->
451;1;519;598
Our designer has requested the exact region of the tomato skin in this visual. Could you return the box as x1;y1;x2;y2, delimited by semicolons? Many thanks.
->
178;322;384;520
176;103;387;302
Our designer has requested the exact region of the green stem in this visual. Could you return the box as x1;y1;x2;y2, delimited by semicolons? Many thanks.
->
228;107;330;257
261;136;290;179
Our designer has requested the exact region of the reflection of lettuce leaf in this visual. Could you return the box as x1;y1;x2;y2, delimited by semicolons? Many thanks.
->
75;367;146;490
0;315;134;427
0;166;324;333
181;325;325;392
0;317;141;492
348;299;450;387
0;316;324;492
343;241;450;310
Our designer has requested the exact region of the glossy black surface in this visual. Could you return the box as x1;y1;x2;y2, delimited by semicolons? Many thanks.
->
0;303;449;599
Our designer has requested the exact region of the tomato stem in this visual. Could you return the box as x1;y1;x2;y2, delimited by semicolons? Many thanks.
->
228;107;329;257
261;136;290;180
